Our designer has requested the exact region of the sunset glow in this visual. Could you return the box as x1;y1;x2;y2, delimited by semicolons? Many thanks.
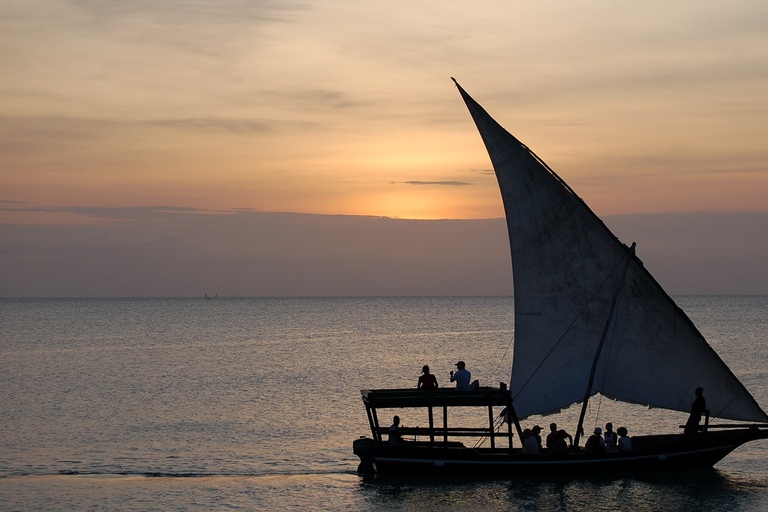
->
3;0;767;225
1;1;767;297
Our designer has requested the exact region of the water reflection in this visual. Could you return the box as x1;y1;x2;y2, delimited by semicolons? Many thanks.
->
358;469;768;511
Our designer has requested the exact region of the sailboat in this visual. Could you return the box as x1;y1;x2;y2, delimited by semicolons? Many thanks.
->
352;79;768;475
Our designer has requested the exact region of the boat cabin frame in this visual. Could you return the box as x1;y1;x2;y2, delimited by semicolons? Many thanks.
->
361;387;520;451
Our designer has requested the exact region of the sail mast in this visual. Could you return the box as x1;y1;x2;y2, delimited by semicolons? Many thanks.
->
573;243;635;446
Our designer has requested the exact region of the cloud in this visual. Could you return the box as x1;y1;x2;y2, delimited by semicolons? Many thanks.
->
402;181;473;187
0;116;117;143
64;0;305;46
0;204;222;222
261;88;363;110
69;0;300;23
146;118;272;134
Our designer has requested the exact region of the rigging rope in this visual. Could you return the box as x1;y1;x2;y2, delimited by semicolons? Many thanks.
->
473;413;508;449
485;325;513;383
511;264;621;402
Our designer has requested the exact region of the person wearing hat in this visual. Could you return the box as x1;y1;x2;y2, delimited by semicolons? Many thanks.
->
585;426;606;454
449;361;471;391
549;429;571;456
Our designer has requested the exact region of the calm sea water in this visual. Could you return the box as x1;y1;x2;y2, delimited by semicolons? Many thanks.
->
2;296;768;511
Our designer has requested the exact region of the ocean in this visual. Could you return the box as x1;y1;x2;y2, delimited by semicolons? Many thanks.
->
2;296;768;511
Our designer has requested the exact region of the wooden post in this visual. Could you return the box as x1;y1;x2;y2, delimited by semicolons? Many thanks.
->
371;408;381;445
488;405;496;449
428;406;435;443
443;404;448;448
365;405;377;443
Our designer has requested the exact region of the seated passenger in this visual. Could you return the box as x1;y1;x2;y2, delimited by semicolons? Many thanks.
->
604;422;617;452
388;415;403;445
417;365;438;390
585;427;606;454
549;429;570;456
521;428;540;454
617;426;632;452
546;423;573;451
531;425;543;451
449;361;471;391
546;423;559;450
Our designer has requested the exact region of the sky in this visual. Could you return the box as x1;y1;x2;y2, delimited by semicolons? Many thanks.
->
1;0;767;296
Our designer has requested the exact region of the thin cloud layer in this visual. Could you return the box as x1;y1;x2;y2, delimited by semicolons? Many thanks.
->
402;181;472;187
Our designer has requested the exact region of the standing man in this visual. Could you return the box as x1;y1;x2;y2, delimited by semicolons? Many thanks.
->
449;361;471;391
684;387;707;434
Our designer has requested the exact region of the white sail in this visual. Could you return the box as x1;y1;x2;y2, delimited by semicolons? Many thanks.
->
454;79;768;423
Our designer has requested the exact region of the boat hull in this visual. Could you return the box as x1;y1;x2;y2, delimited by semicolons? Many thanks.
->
354;429;768;476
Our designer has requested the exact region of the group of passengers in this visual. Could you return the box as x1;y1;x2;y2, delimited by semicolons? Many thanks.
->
413;362;638;455
401;366;707;456
583;422;633;453
521;422;632;455
417;361;474;391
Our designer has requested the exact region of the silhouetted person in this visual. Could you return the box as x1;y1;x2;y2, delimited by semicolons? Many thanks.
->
546;423;559;450
388;415;402;445
531;425;543;451
417;365;438;390
684;387;707;435
585;427;606;453
546;423;573;451
550;430;571;456
521;428;539;454
604;422;617;452
449;361;471;391
617;426;632;452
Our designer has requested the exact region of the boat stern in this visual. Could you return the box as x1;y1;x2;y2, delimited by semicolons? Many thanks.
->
353;437;376;474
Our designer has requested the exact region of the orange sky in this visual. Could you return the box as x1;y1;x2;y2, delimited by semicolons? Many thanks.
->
2;0;767;225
